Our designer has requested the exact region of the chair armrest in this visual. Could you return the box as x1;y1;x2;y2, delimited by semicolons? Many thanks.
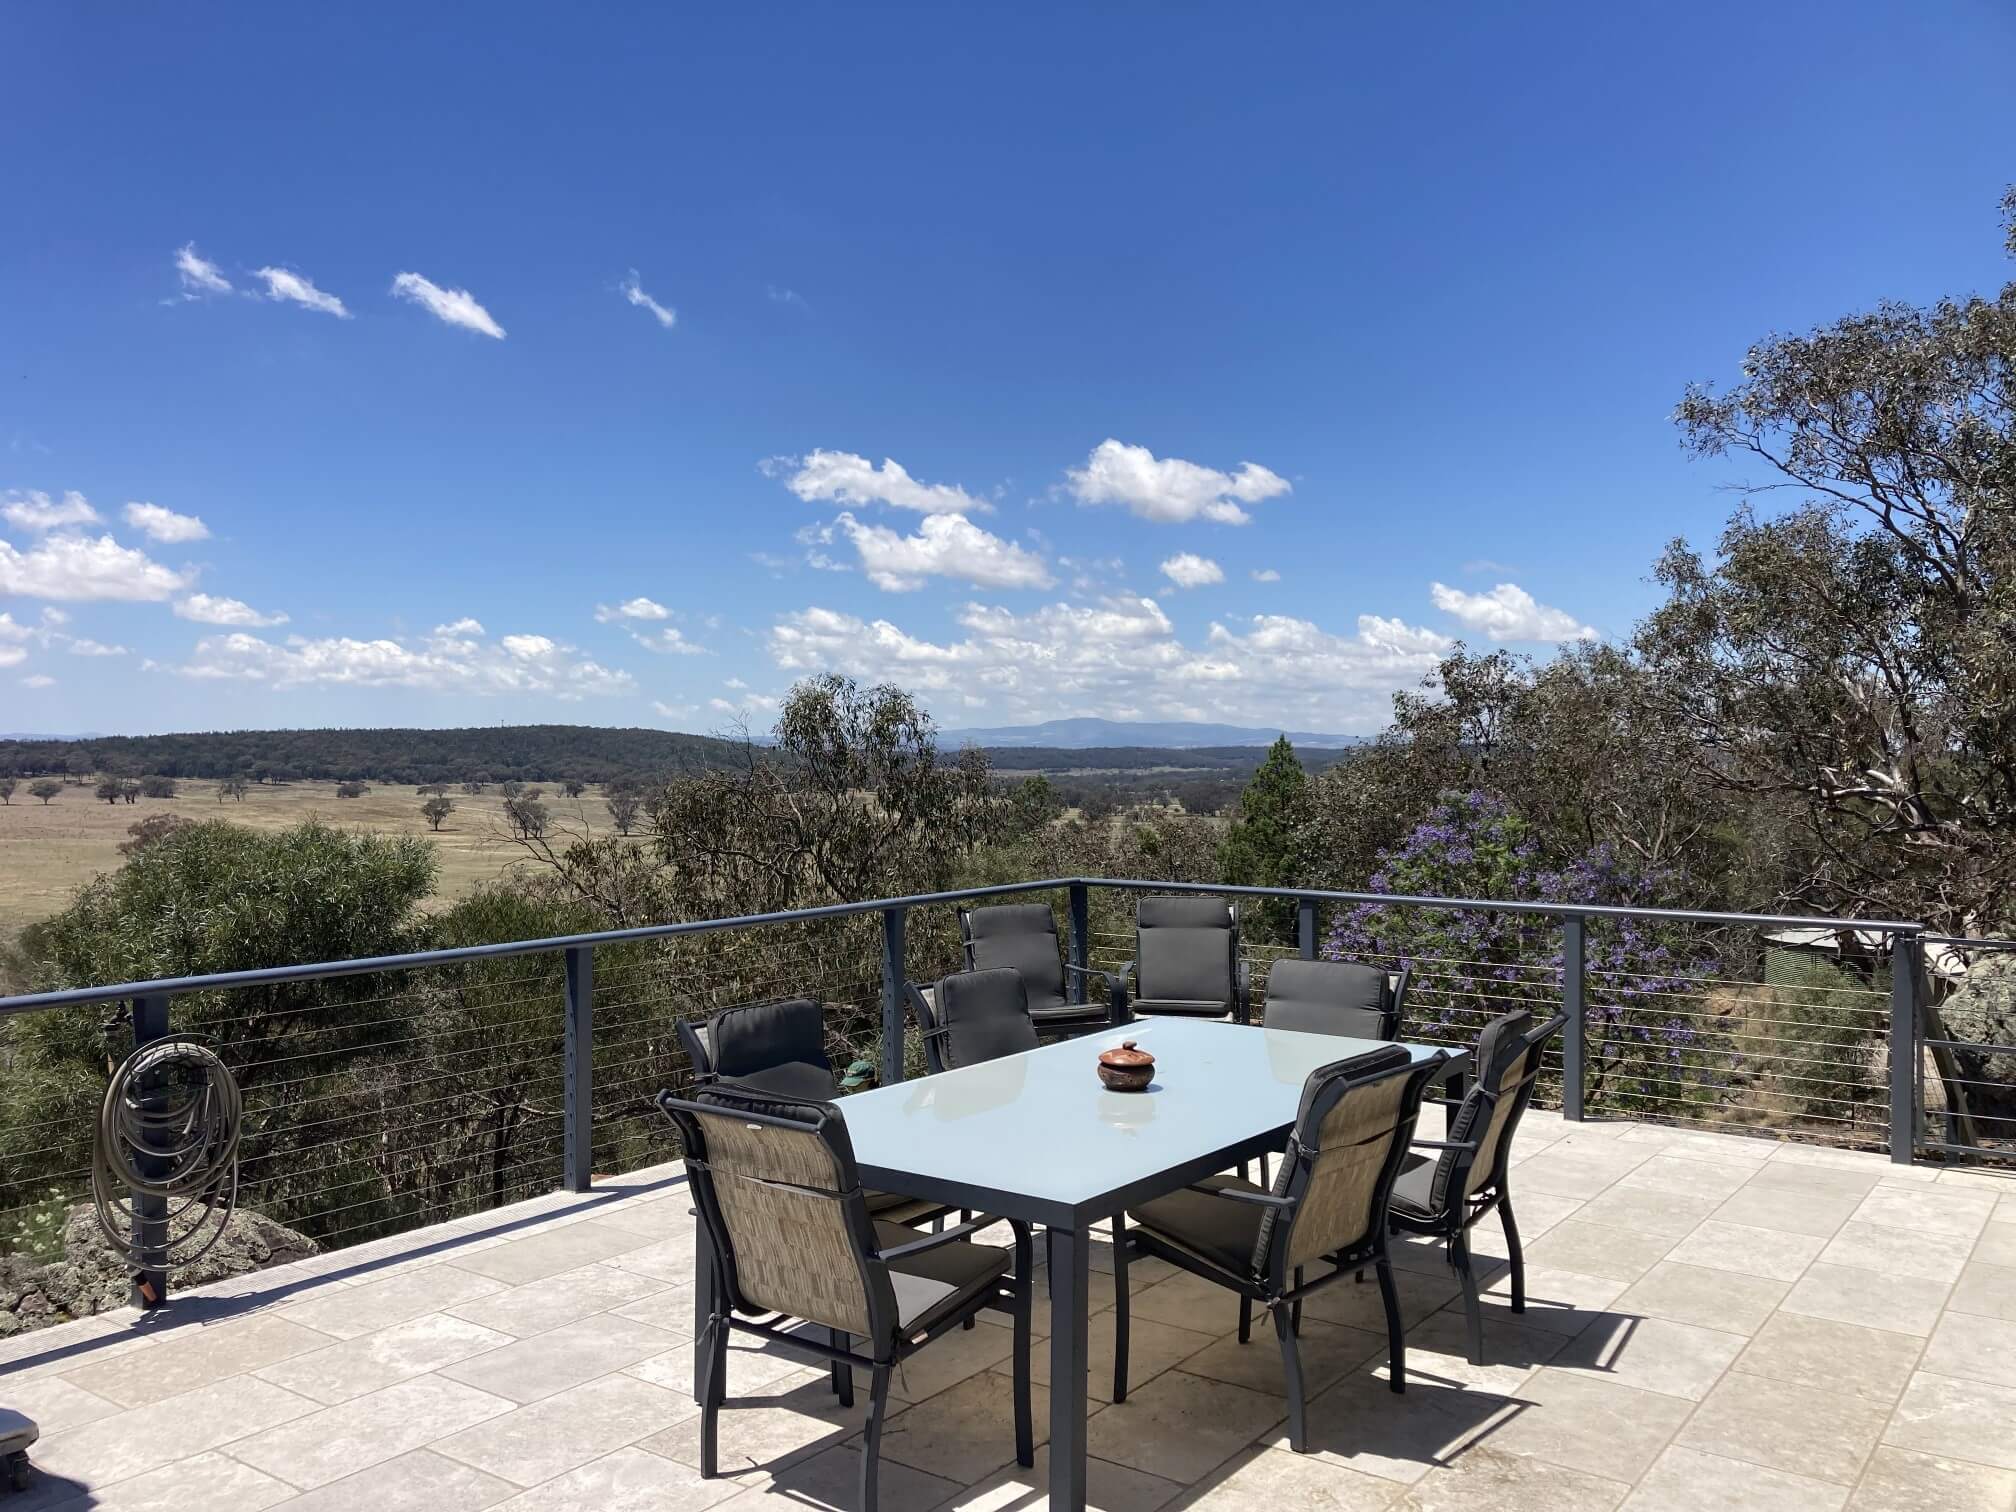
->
1235;960;1252;1024
874;1216;996;1263
1409;1138;1478;1152
1064;962;1125;992
1184;1182;1294;1209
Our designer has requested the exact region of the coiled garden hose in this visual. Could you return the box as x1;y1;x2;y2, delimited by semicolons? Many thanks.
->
91;1036;243;1285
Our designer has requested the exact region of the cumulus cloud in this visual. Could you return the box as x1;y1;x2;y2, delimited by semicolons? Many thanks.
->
595;597;671;622
20;674;54;688
3;490;101;532
1429;581;1597;643
253;266;350;318
0;534;187;601
391;272;505;338
67;638;128;657
781;451;989;515
435;617;485;636
123;501;210;543
167;623;634;699
1066;439;1290;525
1159;553;1224;589
619;271;677;330
823;511;1053;592
1251;568;1281;583
174;593;289;627
768;595;1448;731
175;243;232;298
0;646;25;668
628;627;707;655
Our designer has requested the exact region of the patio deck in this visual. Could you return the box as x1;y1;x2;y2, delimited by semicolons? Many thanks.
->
4;1110;2014;1512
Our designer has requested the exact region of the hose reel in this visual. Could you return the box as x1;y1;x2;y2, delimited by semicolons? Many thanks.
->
91;1035;243;1297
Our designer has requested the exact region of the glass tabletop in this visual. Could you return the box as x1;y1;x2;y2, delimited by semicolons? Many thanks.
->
840;1017;1455;1225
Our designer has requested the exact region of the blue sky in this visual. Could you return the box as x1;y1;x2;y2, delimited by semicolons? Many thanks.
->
4;3;2012;738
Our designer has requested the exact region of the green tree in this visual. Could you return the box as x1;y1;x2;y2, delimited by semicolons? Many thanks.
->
421;796;455;831
0;778;14;805
28;780;61;805
1218;736;1307;939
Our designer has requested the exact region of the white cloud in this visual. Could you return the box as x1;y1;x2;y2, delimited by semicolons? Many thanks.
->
168;624;634;699
0;534;187;601
629;627;707;655
825;511;1053;592
175;243;232;298
390;272;505;338
0;646;25;668
781;451;989;515
1159;553;1224;589
3;490;101;532
768;595;1448;731
619;271;676;330
67;638;128;657
174;593;289;627
21;674;54;688
253;266;350;318
123;501;210;543
1429;581;1597;643
653;699;699;719
595;597;670;622
1251;568;1281;583
767;285;808;310
435;617;485;636
1066;439;1290;525
0;614;32;643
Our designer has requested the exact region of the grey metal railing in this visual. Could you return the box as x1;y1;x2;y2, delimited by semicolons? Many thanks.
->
0;877;1937;1307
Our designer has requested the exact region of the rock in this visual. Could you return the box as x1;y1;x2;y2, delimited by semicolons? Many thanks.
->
1936;953;2016;1124
0;1203;318;1336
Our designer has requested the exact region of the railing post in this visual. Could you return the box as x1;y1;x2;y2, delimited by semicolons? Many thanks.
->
1889;933;1919;1165
563;946;593;1193
130;992;172;1309
1067;883;1090;1004
1297;897;1317;960
1560;916;1586;1122
880;906;907;1086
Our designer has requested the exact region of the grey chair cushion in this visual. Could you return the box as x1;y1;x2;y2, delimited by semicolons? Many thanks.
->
932;968;1040;1069
1128;1174;1268;1277
1137;896;1235;930
965;904;1080;1015
875;1220;1012;1333
1136;926;1234;1006
1387;1150;1436;1218
1262;959;1396;1040
1129;998;1234;1018
708;998;838;1100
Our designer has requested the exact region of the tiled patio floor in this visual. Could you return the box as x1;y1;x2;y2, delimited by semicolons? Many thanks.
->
5;1110;2016;1510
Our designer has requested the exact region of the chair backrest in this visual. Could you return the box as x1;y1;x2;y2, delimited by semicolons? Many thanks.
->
1429;1010;1564;1211
694;998;840;1101
960;904;1068;1011
657;1083;892;1340
1262;959;1404;1041
1256;1044;1446;1277
1135;895;1238;1003
913;968;1039;1074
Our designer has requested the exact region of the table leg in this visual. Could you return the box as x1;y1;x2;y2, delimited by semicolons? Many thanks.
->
693;1217;716;1403
1047;1223;1090;1511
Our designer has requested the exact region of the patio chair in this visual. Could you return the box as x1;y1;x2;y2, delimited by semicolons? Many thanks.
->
677;998;948;1227
958;903;1122;1036
1117;895;1250;1022
905;967;1039;1075
1261;958;1411;1041
1387;1009;1565;1366
657;1082;1033;1512
1110;1043;1448;1452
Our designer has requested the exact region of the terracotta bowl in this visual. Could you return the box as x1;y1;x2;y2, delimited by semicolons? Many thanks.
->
1097;1039;1155;1093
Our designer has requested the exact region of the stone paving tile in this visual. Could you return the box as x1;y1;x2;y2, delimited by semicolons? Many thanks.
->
58;1313;332;1408
1738;1160;1885;1201
1522;1220;1674;1283
877;1369;1051;1487
1675;1373;1889;1485
40;1449;297;1512
4;1374;121;1435
1256;1372;1514;1486
1661;1219;1826;1282
642;1369;870;1477
1780;1262;1951;1336
1168;1445;1401;1510
1483;1368;1693;1483
1622;1445;1848;1512
1024;1311;1215;1405
953;1445;1185;1512
1709;1185;1861;1238
252;1311;516;1405
1570;1187;1722;1241
1548;1313;1745;1401
1974;1221;2016;1268
494;1444;748;1511
1917;1311;2016;1390
1390;1443;1627;1511
1615;1154;1757;1201
1846;1445;2016;1512
1818;1219;1972;1283
626;1336;807;1404
1731;1312;1924;1403
1609;1260;1787;1335
451;1221;657;1286
230;1372;515;1490
1852;1184;1998;1239
32;1375;317;1488
444;1261;672;1337
433;1373;698;1489
438;1313;675;1403
1948;1260;2016;1322
253;1448;517;1512
1368;1309;1567;1398
1087;1369;1286;1487
616;1283;697;1336
278;1262;506;1340
1471;1264;1626;1337
1884;1371;2016;1470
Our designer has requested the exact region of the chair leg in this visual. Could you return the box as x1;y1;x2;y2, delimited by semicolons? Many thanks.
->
1013;1227;1035;1467
1451;1231;1485;1366
1237;1295;1252;1345
698;1312;728;1477
1375;1256;1405;1394
1272;1304;1308;1453
828;1328;853;1407
860;1362;892;1512
1291;1267;1304;1335
1111;1216;1131;1404
1500;1195;1526;1313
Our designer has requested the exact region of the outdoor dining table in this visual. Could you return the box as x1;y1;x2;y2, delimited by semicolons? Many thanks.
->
690;1016;1461;1512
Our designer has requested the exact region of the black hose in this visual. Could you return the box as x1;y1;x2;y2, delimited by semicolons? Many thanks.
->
91;1036;242;1270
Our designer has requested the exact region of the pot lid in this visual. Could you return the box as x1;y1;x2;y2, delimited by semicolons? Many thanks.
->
1097;1039;1155;1069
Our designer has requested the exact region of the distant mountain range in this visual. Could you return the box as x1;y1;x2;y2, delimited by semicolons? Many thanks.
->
946;718;1360;749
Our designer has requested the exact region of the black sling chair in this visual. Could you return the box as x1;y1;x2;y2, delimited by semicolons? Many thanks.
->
1110;1044;1448;1452
1387;1009;1566;1365
658;1082;1034;1512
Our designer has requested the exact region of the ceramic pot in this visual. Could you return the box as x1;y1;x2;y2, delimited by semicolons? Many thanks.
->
1096;1039;1155;1092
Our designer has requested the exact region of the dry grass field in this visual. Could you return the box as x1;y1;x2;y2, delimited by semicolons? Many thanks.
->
0;779;615;947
